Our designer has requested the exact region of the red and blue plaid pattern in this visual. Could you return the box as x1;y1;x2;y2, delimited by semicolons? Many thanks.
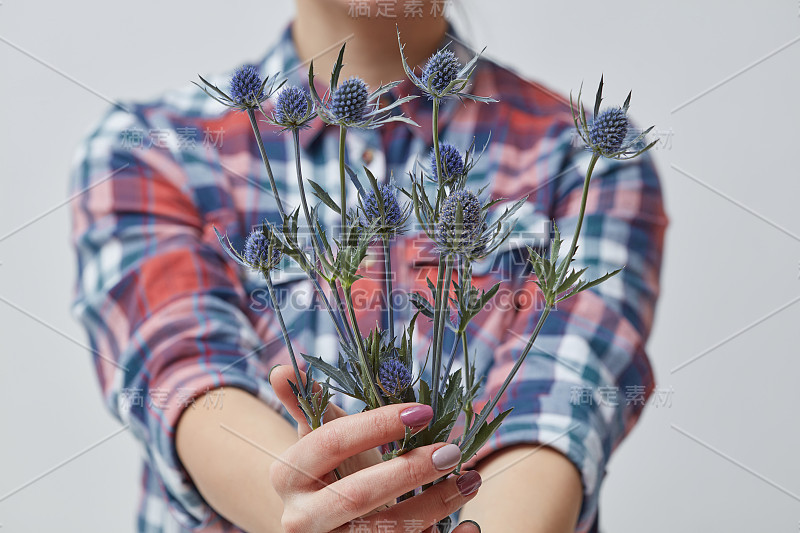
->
69;24;667;533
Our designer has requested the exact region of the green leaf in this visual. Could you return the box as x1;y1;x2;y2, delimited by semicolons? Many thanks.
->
300;353;365;402
594;74;604;118
409;292;434;319
460;408;513;462
330;43;347;90
441;370;463;416
551;222;562;263
555;266;588;296
308;179;341;215
622;90;632;112
529;253;546;286
344;164;366;197
418;379;431;406
475;282;501;313
557;267;623;303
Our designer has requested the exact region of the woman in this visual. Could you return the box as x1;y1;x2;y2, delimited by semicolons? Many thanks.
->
69;1;667;531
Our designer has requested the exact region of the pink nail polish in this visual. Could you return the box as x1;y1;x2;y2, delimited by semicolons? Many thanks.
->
456;470;482;496
432;444;462;471
400;405;433;428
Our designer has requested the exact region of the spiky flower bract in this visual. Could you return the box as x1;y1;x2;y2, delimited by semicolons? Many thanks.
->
243;226;283;272
398;30;495;104
308;43;419;129
588;107;628;154
421;49;461;95
214;222;287;276
431;143;464;182
378;358;412;397
194;66;283;113
230;65;265;108
362;183;409;236
435;190;483;250
571;76;657;160
330;77;369;122
270;85;315;130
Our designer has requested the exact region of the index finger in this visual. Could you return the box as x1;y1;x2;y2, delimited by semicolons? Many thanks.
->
282;402;433;479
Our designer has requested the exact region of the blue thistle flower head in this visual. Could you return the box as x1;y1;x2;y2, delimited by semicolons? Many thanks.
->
570;77;655;160
330;76;369;123
378;358;412;397
274;85;311;127
398;30;495;104
421;49;461;94
243;226;282;271
229;65;265;108
435;190;484;253
588;107;629;154
431;143;464;182
362;184;407;235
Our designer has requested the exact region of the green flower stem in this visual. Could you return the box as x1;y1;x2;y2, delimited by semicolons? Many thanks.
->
440;257;468;393
429;257;446;417
430;254;454;419
431;98;445;211
461;328;473;429
382;236;395;341
432;98;443;179
332;126;361;350
290;129;353;347
343;287;385;407
264;275;313;410
338;126;348;240
441;331;462;387
246;109;285;218
331;282;356;347
291;129;317;249
459;259;475;428
557;152;600;287
461;305;552;447
460;151;601;450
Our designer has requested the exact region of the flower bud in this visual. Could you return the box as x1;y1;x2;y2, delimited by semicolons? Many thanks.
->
330;77;369;122
275;85;310;125
378;358;412;396
421;49;461;94
431;143;464;182
229;65;264;108
243;227;283;271
436;190;482;250
588;107;629;154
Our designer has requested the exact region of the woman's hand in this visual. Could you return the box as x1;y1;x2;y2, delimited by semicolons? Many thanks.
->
268;365;482;533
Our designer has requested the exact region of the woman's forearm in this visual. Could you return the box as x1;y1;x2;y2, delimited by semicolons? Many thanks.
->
460;444;584;532
175;387;298;533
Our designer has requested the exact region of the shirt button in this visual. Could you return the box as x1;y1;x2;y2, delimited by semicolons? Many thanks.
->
362;148;374;165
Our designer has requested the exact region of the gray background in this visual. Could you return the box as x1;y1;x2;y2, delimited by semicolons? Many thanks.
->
1;0;799;531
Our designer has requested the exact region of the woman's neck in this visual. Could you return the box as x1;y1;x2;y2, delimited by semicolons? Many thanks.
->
293;0;448;90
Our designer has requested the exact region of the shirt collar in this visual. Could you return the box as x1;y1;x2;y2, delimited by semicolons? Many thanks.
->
256;22;486;150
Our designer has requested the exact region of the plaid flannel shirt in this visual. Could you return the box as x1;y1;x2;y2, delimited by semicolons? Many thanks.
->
69;23;667;533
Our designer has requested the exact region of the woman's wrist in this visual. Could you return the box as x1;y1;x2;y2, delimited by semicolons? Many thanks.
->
176;387;297;533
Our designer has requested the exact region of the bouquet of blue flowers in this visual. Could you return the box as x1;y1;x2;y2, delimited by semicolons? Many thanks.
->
195;29;655;526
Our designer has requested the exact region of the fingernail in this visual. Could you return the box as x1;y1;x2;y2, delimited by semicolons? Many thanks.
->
431;443;461;471
267;364;281;385
456;471;482;496
460;519;481;532
400;405;433;428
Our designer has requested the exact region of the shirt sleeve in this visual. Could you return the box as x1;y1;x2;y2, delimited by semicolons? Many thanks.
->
472;124;668;532
68;104;290;529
